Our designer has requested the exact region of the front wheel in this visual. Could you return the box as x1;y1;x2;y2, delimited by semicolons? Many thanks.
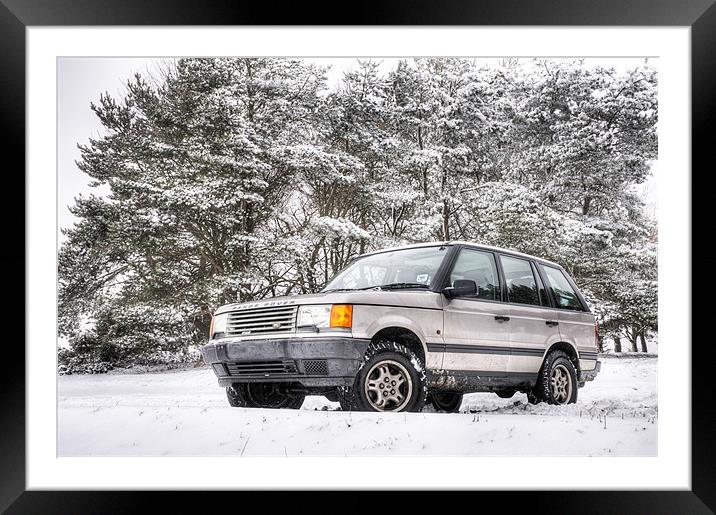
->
351;341;427;412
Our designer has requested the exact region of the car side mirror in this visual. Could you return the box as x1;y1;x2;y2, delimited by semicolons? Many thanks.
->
443;279;477;299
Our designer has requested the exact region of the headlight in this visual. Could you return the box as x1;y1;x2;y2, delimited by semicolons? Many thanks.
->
210;312;228;339
297;304;353;330
297;305;332;328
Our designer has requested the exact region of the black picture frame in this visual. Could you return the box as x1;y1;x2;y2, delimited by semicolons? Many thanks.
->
4;0;713;512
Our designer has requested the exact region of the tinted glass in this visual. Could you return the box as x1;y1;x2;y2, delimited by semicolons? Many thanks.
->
543;266;583;310
449;249;499;300
323;246;449;291
500;255;540;306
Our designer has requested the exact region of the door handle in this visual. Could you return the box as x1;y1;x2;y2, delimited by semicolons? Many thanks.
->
546;321;559;327
494;315;510;322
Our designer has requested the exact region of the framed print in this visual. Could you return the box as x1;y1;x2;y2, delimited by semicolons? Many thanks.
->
5;0;714;512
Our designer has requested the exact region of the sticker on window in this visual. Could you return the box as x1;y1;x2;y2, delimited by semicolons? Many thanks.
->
416;274;429;284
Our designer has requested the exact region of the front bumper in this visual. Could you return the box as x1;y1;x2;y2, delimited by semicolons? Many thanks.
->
201;335;370;388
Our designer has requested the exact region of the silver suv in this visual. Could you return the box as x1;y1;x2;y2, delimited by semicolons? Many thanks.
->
202;242;600;412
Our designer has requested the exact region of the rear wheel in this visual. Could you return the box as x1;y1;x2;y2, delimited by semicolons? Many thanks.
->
429;392;463;413
530;350;578;405
350;340;427;412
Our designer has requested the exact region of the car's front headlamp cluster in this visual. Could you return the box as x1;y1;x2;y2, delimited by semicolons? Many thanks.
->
297;304;353;330
297;304;332;328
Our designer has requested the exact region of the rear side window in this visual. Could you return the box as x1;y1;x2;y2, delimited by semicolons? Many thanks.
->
499;255;541;306
542;266;583;311
449;249;500;300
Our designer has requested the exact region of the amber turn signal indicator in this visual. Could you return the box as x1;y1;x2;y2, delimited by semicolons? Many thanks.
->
330;304;353;328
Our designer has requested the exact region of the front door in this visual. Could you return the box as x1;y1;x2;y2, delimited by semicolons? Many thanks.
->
440;248;511;373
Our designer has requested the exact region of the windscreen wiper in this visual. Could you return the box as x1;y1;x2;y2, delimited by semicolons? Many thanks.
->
321;286;382;293
377;282;431;290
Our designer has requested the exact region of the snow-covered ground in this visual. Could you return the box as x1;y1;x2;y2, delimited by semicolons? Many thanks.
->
58;355;657;456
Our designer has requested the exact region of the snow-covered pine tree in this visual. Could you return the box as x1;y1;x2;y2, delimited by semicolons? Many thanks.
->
59;58;328;371
253;60;390;295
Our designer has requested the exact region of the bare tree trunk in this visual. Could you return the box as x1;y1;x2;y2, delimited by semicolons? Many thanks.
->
639;331;648;353
582;195;592;215
613;335;622;353
629;326;638;353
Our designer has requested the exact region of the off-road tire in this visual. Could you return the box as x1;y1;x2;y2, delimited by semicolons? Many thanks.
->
228;383;305;409
350;340;428;412
428;392;463;413
530;350;578;405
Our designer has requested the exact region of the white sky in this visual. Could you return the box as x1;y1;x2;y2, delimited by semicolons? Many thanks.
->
58;57;656;233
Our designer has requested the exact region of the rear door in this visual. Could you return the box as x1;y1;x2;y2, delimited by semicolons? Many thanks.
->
497;254;561;376
440;247;511;373
539;265;598;371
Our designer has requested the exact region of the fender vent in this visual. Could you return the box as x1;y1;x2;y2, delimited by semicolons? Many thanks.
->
303;359;328;376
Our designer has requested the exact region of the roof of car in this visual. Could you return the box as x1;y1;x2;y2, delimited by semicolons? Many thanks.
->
359;241;562;268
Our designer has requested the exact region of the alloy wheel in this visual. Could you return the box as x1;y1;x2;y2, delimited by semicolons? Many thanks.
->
550;364;573;404
364;360;413;411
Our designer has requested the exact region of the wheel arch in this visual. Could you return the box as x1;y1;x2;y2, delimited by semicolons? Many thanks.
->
543;341;581;375
369;326;427;365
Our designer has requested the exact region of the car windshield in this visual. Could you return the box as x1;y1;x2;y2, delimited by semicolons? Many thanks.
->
322;246;449;292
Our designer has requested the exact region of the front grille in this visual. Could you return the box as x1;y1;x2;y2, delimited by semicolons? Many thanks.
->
225;305;298;337
225;360;298;377
303;359;328;376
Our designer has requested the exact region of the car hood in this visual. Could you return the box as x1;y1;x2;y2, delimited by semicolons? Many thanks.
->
214;289;443;314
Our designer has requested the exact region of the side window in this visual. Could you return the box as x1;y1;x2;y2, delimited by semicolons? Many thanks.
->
542;266;583;311
449;249;499;301
499;255;541;306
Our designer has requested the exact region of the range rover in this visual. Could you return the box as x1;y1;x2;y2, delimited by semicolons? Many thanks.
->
201;242;600;412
